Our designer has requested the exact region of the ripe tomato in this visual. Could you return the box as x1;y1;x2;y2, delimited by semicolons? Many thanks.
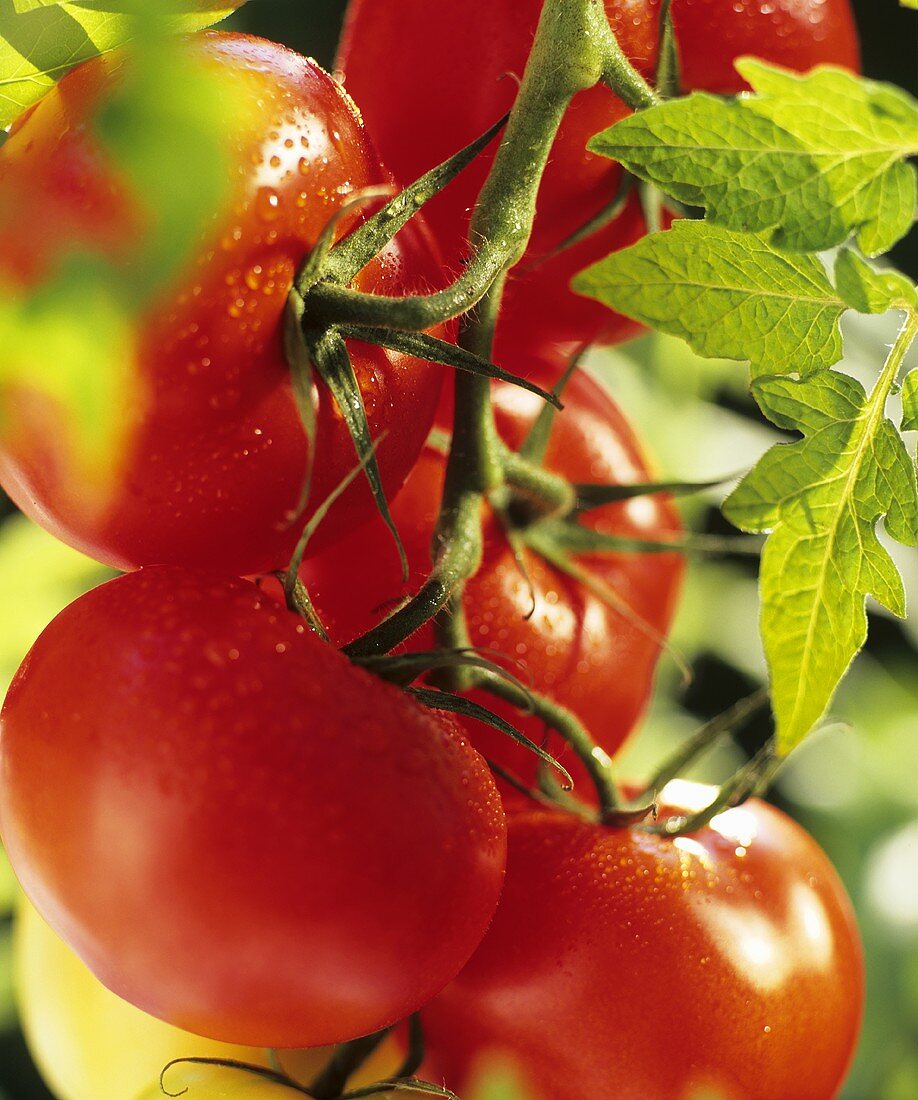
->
0;33;444;575
422;782;865;1100
0;568;506;1047
337;0;860;352
302;358;683;791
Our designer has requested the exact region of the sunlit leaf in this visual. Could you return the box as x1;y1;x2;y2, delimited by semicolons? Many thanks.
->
834;252;917;315
573;221;847;375
724;368;918;752
591;63;918;255
902;369;918;433
0;258;136;513
0;0;246;128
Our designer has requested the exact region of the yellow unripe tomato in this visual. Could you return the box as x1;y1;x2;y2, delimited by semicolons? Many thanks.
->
14;898;326;1099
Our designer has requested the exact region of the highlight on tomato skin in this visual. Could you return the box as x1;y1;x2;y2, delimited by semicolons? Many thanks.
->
0;567;507;1049
301;353;684;792
0;31;445;577
420;780;865;1100
337;0;861;353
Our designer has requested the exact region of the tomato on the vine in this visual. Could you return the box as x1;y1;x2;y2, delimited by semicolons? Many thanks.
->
302;357;683;790
337;0;860;352
421;782;865;1100
0;568;506;1048
0;32;445;576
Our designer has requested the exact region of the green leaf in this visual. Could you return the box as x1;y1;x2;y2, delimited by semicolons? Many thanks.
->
0;257;135;509
724;368;918;753
902;370;918;433
93;18;258;299
573;221;847;375
737;61;918;255
834;252;918;315
0;0;246;128
591;63;918;256
902;0;917;9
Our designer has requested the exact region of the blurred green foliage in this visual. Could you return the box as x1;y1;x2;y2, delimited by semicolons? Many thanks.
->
0;2;915;1099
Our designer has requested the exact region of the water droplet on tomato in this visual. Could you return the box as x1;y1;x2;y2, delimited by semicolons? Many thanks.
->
256;186;281;222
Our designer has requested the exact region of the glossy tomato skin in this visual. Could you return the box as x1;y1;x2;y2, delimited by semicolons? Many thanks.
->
0;568;506;1048
302;358;683;790
0;33;444;575
422;786;865;1100
338;0;860;352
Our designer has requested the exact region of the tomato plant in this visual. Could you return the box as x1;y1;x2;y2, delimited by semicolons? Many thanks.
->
337;0;860;352
303;357;683;789
0;32;445;576
0;567;506;1048
0;0;912;1096
421;782;865;1100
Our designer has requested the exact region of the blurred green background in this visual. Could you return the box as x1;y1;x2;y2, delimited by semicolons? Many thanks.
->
0;2;916;1098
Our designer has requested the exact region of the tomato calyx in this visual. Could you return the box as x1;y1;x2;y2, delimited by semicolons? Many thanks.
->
155;1041;462;1100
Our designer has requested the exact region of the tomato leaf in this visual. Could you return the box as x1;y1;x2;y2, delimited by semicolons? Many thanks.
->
591;63;918;256
573;221;847;375
0;257;135;516
902;370;918;432
724;362;918;754
0;0;245;128
833;251;918;315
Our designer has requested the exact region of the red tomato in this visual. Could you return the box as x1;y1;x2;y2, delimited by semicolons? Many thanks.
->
337;0;860;353
0;33;444;575
0;567;506;1048
422;782;865;1100
302;357;683;792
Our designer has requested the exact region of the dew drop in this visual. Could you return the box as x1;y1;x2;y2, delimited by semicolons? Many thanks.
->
256;187;281;222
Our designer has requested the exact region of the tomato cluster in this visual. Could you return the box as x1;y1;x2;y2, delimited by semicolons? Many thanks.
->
0;4;866;1099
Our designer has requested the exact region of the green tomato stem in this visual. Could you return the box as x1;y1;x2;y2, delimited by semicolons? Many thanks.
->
476;670;621;817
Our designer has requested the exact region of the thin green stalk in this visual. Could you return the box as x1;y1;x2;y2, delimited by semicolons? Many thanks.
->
342;492;483;659
343;0;620;659
477;671;620;818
